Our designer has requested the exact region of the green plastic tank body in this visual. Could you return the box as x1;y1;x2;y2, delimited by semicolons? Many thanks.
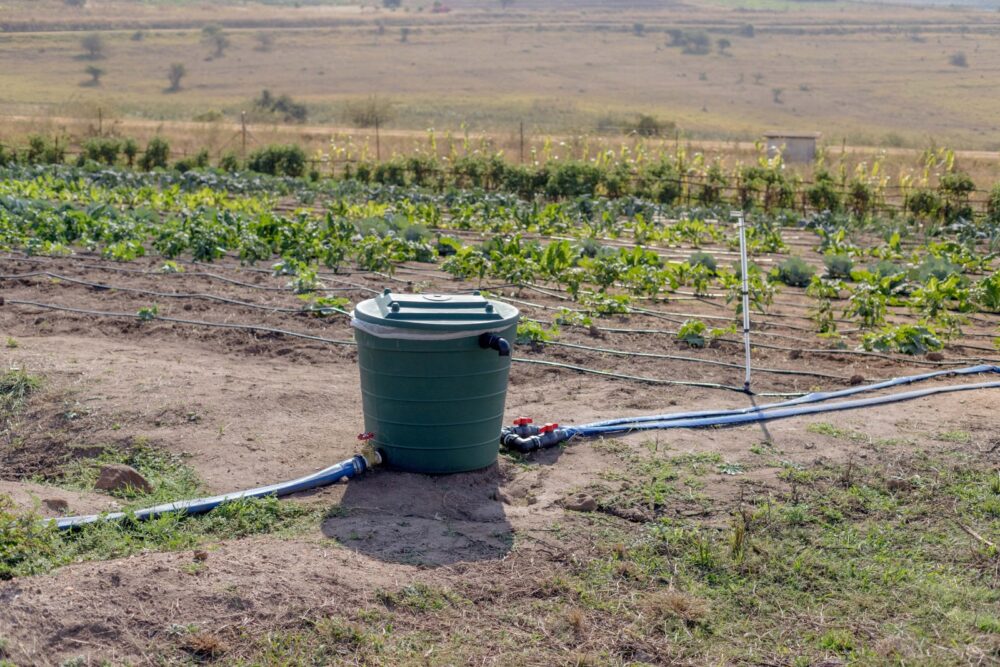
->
352;290;519;473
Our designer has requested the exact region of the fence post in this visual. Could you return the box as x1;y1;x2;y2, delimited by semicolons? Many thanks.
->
519;120;525;164
241;111;247;158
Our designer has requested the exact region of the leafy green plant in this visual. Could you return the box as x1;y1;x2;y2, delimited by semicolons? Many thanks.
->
553;308;593;328
823;253;854;280
300;295;350;317
516;319;557;346
719;265;776;314
136;305;159;321
677;319;708;348
972;271;1000;313
580;293;631;316
1;496;61;579
844;283;886;330
806;276;842;334
688;251;717;274
773;256;816;287
862;325;943;355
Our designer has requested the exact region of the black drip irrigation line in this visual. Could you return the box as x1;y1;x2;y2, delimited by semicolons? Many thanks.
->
4;300;358;347
2;255;365;295
545;340;849;381
559;322;1000;366
3;299;802;396
0;271;354;316
514;358;803;397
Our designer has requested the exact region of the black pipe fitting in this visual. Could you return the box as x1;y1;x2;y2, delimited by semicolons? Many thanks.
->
479;332;511;357
500;427;570;453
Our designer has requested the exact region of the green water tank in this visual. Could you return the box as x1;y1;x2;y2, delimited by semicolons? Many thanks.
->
352;289;520;473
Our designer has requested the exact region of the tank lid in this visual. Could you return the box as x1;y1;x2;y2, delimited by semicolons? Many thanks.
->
353;289;519;331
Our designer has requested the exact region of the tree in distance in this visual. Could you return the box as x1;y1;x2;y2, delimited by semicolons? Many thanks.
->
202;25;230;59
83;65;104;86
383;0;402;8
81;33;105;59
949;51;968;68
166;63;187;92
345;96;393;128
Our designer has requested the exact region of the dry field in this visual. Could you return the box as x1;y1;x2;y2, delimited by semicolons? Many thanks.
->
1;0;1000;151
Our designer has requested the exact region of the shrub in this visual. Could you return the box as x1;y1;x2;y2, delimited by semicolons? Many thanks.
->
1;495;61;579
823;253;853;279
81;33;104;59
138;137;170;170
78;137;121;166
247;144;306;178
988;183;1000;223
166;63;186;92
122;138;139;167
345;96;393;128
906;189;941;219
219;152;241;172
174;149;210;173
24;135;65;165
806;170;842;213
253;89;308;123
774;256;816;287
949;51;968;68
689;251;717;274
546;162;603;198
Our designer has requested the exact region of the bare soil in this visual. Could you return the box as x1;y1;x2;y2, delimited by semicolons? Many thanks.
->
1;252;999;664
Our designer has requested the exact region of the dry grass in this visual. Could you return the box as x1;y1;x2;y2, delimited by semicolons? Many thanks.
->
645;590;711;627
1;1;1000;154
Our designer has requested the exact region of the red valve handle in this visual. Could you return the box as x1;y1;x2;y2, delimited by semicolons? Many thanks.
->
539;423;559;433
513;417;533;426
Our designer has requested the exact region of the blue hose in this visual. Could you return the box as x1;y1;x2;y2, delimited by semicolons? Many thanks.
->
565;378;1000;437
53;454;371;530
567;364;1000;434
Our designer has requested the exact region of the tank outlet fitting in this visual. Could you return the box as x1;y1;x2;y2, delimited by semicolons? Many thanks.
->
479;332;511;357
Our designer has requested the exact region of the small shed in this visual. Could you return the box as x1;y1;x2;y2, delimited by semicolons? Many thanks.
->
763;132;820;162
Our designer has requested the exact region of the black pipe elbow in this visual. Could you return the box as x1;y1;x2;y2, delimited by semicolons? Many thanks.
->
479;333;511;357
500;428;570;453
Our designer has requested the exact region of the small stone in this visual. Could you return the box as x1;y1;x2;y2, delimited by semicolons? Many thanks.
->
193;550;209;562
926;352;945;362
788;349;802;360
849;374;865;386
43;498;69;512
95;464;153;494
564;493;598;513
